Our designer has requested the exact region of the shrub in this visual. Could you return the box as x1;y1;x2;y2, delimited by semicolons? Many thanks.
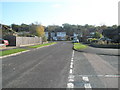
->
42;36;47;42
87;38;98;43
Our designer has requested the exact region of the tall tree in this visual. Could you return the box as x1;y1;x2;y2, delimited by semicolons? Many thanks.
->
36;25;45;37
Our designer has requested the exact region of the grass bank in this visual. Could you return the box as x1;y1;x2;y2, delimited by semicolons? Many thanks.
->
28;42;57;48
0;48;27;56
74;43;87;50
0;42;57;56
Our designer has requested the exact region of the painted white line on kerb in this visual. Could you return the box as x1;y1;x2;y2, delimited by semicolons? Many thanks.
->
67;83;74;88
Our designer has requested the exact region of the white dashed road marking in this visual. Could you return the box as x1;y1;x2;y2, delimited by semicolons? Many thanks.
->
68;75;74;82
67;83;74;88
70;64;73;69
82;76;92;88
84;83;92;88
69;69;73;74
67;50;92;89
67;50;75;88
82;77;89;82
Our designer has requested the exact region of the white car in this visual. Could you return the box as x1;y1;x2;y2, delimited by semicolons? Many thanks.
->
72;39;79;43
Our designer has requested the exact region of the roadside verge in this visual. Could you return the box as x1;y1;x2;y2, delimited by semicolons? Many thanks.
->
73;43;119;56
73;43;87;51
0;42;57;58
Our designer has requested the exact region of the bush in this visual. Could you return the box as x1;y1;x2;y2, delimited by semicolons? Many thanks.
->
87;38;98;43
42;36;47;42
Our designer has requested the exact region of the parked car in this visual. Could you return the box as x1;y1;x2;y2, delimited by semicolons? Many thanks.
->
72;39;79;43
0;38;9;45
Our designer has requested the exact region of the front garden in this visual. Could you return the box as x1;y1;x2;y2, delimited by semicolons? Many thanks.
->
86;38;120;49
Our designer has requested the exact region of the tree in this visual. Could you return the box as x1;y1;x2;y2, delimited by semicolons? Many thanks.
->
93;32;102;39
36;25;45;37
112;25;118;29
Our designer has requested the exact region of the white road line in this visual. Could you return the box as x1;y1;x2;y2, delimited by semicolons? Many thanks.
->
105;75;120;78
71;59;73;62
67;83;74;88
70;62;73;65
68;75;74;82
82;76;92;89
84;83;92;88
73;50;74;55
67;50;75;88
68;78;74;82
70;64;73;69
68;75;75;79
71;58;73;60
82;77;89;82
69;69;73;74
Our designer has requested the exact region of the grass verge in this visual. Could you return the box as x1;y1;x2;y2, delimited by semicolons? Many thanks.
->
28;42;57;48
74;43;87;50
0;48;27;56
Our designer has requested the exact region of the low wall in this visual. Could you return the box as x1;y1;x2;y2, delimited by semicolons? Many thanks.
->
16;37;42;47
3;36;42;46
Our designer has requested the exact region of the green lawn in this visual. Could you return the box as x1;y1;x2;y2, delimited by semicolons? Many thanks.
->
74;43;87;50
28;42;57;48
0;48;27;56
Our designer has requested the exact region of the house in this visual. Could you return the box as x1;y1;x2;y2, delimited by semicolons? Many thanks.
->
73;33;78;37
50;32;56;40
46;32;67;41
50;32;55;37
45;32;48;39
57;32;66;40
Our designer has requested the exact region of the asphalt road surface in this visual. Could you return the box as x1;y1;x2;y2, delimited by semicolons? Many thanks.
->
2;41;119;89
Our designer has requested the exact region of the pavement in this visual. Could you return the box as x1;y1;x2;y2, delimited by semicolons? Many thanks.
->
2;41;119;89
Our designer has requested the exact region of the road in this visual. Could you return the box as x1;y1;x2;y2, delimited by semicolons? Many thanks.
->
2;42;119;89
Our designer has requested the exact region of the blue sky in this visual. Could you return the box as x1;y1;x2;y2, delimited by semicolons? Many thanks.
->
1;0;119;26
